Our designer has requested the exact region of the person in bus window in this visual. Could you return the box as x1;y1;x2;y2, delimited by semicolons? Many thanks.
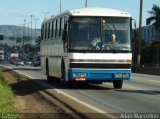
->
90;35;101;50
105;34;118;50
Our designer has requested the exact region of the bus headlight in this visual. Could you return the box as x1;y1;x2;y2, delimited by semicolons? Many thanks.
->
123;73;129;78
73;73;87;78
114;73;123;78
115;73;129;78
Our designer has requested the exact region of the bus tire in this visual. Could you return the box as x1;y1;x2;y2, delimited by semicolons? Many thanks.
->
46;58;52;82
61;60;72;88
113;80;123;89
47;75;52;82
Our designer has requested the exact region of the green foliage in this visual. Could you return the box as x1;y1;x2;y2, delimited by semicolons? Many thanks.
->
133;4;160;66
140;39;160;66
141;41;152;64
0;71;16;114
0;72;5;85
147;4;160;39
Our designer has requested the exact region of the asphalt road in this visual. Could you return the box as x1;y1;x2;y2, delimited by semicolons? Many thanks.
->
1;64;160;114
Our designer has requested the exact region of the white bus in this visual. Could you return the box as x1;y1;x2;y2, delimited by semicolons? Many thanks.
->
0;50;4;60
41;7;132;89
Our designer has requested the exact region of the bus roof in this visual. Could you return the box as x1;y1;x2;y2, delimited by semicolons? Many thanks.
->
65;7;131;17
43;7;131;22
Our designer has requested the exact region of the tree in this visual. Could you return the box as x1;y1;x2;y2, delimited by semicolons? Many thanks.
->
147;4;160;39
146;4;160;67
137;0;143;67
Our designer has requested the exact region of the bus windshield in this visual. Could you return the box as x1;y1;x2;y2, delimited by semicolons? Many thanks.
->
69;17;131;52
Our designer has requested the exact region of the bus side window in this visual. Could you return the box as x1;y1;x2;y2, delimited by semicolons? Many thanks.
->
59;17;62;37
51;20;54;38
41;24;44;40
49;21;52;39
61;17;65;37
57;18;60;38
45;23;47;39
48;22;51;39
58;19;60;37
53;20;56;38
55;19;58;38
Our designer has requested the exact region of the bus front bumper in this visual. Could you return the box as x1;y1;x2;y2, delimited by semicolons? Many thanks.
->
68;69;132;82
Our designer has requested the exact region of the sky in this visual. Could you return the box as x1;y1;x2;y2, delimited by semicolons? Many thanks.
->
0;0;160;28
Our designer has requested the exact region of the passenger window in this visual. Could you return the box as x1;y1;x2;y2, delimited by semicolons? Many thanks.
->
45;24;47;39
48;22;50;39
51;21;54;38
55;19;58;37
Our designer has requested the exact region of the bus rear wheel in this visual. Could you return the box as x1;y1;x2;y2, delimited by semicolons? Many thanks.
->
113;80;123;89
61;62;72;88
47;75;52;82
46;59;52;82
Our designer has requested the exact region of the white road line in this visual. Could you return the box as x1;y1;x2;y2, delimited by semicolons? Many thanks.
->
149;80;160;83
6;67;116;118
124;85;139;89
20;72;106;113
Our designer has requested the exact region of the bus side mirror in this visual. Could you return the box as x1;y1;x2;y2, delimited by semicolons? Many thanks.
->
0;35;4;40
62;30;67;41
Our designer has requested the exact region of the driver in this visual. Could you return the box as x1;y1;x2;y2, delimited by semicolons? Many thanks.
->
111;34;116;43
105;34;118;50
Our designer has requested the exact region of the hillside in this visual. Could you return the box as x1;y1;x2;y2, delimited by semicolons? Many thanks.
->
0;25;41;37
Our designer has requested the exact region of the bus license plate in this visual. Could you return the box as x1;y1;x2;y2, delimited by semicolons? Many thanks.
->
76;78;86;81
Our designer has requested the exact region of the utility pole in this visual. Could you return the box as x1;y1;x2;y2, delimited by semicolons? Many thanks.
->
27;22;30;45
85;0;88;8
30;15;34;46
41;12;50;19
34;18;39;55
132;19;137;66
26;22;30;51
23;20;26;47
137;0;143;67
60;0;62;13
156;45;159;67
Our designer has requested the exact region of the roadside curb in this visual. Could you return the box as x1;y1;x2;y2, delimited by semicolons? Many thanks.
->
132;66;160;76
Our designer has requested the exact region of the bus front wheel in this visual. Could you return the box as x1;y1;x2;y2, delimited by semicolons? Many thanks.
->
113;80;123;89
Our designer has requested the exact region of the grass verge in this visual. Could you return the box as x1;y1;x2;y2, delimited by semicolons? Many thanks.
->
0;70;16;114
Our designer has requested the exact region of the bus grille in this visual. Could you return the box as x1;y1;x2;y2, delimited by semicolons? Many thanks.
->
70;63;131;69
89;73;113;79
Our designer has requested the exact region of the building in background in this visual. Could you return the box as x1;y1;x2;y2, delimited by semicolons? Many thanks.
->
133;24;159;42
142;24;159;42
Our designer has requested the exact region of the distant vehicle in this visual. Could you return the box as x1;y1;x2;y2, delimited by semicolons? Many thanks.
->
10;53;19;60
10;59;15;64
41;7;132;89
24;60;32;65
14;60;24;66
0;50;4;60
10;53;19;64
32;60;40;67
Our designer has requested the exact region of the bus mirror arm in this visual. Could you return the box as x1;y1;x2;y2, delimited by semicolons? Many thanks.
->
62;30;67;41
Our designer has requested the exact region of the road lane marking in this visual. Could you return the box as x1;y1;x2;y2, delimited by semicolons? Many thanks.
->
122;84;160;95
4;66;116;118
149;80;160;83
124;85;139;89
23;73;106;113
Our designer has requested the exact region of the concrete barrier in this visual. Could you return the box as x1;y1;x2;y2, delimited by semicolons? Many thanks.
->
132;66;160;76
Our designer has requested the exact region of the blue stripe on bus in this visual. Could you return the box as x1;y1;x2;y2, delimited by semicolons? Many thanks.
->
68;69;132;81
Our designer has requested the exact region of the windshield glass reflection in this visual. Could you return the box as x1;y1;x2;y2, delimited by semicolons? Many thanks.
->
69;17;131;52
